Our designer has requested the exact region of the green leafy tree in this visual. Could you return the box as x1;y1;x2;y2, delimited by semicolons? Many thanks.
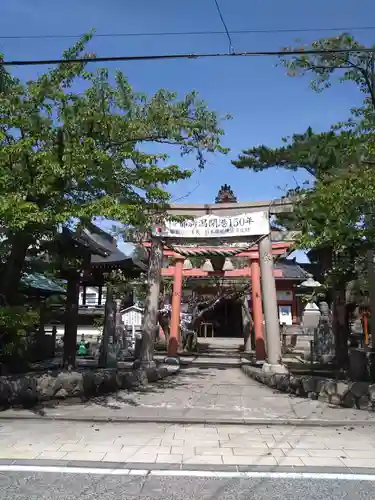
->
279;33;375;293
234;128;359;366
0;31;228;363
234;33;375;246
280;33;375;109
233;33;375;367
0;32;228;303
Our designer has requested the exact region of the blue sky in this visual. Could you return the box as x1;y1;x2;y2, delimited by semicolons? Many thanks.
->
1;0;373;260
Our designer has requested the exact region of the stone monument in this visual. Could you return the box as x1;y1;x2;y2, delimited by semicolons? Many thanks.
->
315;301;335;363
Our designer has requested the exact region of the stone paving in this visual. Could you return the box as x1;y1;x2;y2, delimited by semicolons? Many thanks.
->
2;419;375;469
2;367;375;423
2;365;375;471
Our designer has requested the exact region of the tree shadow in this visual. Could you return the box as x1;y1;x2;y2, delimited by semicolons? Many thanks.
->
78;366;218;409
0;358;230;414
89;393;141;408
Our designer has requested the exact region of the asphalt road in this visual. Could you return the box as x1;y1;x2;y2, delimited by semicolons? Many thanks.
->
0;470;374;499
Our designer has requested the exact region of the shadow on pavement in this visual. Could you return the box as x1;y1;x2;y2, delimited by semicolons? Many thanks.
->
86;366;219;410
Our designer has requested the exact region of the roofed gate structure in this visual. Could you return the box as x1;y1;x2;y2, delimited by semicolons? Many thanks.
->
151;186;303;373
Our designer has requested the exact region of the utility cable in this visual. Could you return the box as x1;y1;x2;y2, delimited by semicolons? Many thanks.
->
213;0;234;54
2;25;375;40
1;46;375;67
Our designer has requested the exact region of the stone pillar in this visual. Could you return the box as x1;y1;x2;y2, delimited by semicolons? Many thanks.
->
169;257;184;356
251;259;265;361
315;301;335;363
259;234;286;373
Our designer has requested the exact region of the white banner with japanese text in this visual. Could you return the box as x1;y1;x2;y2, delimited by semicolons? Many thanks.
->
153;211;269;238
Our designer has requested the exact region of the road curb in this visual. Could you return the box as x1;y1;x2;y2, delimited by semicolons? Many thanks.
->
0;412;374;427
0;458;374;476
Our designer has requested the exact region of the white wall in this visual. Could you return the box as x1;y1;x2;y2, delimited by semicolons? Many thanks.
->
78;286;107;306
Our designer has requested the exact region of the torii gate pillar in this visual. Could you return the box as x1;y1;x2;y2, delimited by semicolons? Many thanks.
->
250;258;265;361
169;257;184;356
259;234;287;373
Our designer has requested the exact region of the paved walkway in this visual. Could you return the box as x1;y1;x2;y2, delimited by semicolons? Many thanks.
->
2;367;375;424
2;419;375;470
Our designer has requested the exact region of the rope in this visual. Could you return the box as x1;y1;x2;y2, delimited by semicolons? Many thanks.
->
165;244;253;257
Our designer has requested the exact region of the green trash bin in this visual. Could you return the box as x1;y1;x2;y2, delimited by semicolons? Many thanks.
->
77;342;88;357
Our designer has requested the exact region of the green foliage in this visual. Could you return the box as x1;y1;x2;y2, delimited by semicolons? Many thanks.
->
234;123;375;283
280;33;375;109
233;33;375;289
0;37;227;233
0;306;39;356
103;269;148;304
92;314;104;331
233;126;363;179
187;256;206;268
0;306;39;336
0;31;228;306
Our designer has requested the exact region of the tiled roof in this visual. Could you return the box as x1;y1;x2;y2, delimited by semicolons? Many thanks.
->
64;224;147;271
274;258;311;280
61;227;108;258
90;242;147;271
21;273;66;295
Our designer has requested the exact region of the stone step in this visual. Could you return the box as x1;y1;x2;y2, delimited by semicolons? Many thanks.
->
181;359;242;369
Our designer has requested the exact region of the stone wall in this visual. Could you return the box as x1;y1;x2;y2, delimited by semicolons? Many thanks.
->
241;364;375;411
0;365;176;409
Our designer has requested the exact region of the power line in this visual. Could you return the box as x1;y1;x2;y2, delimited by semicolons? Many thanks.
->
1;46;375;67
2;25;375;41
213;0;234;53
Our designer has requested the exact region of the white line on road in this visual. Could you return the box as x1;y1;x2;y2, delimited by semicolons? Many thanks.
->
0;466;146;476
1;465;375;481
151;470;375;481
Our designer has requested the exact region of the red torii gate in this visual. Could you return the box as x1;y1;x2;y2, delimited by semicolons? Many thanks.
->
142;240;293;361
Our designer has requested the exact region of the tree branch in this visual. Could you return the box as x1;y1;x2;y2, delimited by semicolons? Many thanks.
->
191;283;250;330
305;59;375;108
107;136;198;148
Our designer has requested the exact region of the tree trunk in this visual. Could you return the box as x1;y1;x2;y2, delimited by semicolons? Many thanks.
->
367;249;375;342
36;298;47;360
241;295;253;352
158;309;170;345
332;287;349;369
140;237;163;366
0;233;31;305
99;284;115;368
191;295;223;330
191;285;249;331
63;271;80;368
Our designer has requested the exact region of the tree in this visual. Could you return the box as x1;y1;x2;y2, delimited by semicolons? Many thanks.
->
0;31;228;359
280;33;375;110
156;273;251;352
233;33;375;367
233;125;366;235
281;33;375;348
233;125;372;367
277;32;375;247
140;237;164;365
